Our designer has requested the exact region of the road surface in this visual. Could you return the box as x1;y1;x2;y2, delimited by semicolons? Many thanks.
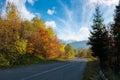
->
0;58;87;80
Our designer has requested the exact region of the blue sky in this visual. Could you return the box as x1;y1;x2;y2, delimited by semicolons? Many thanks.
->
0;0;119;41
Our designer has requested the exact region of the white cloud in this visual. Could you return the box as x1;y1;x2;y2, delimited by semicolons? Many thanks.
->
89;0;119;6
58;26;89;41
79;27;90;40
35;12;41;18
87;0;118;24
28;0;35;5
45;21;57;29
58;0;73;21
47;7;56;15
6;0;37;20
56;0;90;41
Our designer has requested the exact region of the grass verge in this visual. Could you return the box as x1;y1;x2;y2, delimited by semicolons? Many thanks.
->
103;68;120;80
83;60;102;80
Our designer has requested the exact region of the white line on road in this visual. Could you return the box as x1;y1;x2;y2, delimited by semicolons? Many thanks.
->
21;63;71;80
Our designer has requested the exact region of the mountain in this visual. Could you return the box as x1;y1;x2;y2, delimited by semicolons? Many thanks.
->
60;40;89;49
60;40;76;44
69;41;89;49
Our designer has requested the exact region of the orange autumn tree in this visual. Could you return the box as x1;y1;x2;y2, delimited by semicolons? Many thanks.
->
38;25;60;59
28;17;47;56
46;28;60;58
28;17;60;59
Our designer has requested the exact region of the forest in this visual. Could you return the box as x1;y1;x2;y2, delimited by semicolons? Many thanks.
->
88;2;120;75
0;2;75;67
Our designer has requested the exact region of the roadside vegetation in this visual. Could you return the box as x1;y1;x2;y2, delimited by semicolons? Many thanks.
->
75;48;94;60
75;48;102;80
0;2;75;68
86;1;120;80
83;60;102;80
103;69;120;80
83;1;120;80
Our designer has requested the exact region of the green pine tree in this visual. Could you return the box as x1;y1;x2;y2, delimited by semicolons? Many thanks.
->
112;0;120;72
88;6;109;67
113;0;120;53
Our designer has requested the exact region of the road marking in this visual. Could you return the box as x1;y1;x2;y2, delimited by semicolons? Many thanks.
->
21;63;71;80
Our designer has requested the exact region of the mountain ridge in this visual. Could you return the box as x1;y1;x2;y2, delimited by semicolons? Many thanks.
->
60;40;89;49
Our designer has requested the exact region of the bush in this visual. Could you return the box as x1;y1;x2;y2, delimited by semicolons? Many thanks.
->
64;44;75;58
76;49;93;58
0;53;9;67
16;54;44;65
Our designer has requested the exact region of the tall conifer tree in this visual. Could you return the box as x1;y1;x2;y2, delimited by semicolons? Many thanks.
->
88;6;109;66
112;0;120;72
113;1;120;53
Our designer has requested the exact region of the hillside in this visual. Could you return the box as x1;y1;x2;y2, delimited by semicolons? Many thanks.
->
60;40;89;49
70;41;89;49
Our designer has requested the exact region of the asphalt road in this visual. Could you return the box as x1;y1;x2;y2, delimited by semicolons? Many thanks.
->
0;58;88;80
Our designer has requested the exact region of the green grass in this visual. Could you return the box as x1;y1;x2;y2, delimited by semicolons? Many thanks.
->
83;60;102;80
